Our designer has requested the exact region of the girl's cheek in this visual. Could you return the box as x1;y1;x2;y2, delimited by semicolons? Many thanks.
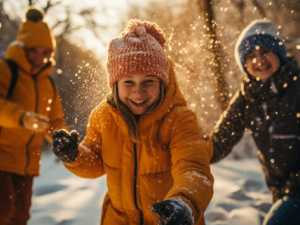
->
152;89;160;99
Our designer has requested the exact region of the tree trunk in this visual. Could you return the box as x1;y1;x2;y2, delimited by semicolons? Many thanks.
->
197;0;229;111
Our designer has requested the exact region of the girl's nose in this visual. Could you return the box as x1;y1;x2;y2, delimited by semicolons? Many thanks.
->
133;85;144;95
254;53;265;64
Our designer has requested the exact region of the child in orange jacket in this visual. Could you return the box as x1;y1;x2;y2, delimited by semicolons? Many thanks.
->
0;6;68;225
52;19;213;225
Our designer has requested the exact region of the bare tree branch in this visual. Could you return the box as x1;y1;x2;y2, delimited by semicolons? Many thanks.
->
252;0;267;17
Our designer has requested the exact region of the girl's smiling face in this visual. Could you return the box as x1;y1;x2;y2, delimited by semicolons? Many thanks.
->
117;74;161;115
245;48;280;80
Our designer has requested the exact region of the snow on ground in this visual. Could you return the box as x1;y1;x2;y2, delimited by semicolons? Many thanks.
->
28;152;107;225
206;159;272;225
28;136;272;225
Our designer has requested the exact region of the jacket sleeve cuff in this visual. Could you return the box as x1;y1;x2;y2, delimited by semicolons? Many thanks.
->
19;111;26;127
11;108;26;128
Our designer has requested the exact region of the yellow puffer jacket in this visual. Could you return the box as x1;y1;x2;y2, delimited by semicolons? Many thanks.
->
0;42;67;176
64;63;214;225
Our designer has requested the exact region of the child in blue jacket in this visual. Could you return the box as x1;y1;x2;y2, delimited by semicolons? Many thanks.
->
212;19;300;225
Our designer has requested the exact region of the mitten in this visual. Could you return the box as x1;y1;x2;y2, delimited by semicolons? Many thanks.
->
151;198;194;225
52;129;79;163
21;111;50;133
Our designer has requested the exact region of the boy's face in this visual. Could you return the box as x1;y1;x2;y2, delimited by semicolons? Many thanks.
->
117;74;160;115
25;46;52;71
245;48;280;80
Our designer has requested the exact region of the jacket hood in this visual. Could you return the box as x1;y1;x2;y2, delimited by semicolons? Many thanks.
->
151;59;187;120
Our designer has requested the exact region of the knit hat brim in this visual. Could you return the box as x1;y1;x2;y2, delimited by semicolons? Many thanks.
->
108;51;169;87
17;21;56;51
17;7;56;51
237;34;286;72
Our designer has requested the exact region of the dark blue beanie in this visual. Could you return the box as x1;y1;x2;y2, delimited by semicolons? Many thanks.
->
235;20;286;73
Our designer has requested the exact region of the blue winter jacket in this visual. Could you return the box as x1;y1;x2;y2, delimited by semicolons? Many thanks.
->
212;57;300;202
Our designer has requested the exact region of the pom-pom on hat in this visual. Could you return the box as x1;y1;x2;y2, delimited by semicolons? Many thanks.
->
17;6;56;51
107;19;169;87
234;19;286;73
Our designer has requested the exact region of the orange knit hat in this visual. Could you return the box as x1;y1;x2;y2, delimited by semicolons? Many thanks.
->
17;6;56;51
107;19;169;87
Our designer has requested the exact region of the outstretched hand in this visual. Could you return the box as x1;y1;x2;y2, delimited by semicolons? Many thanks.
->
151;198;194;225
52;129;79;163
21;111;50;133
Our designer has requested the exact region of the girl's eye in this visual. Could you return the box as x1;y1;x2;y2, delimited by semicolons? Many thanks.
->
145;80;154;83
28;49;38;54
261;49;270;55
142;80;156;86
42;51;51;56
123;80;134;86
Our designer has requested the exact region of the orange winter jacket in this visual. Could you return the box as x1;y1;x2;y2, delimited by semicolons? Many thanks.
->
64;63;214;225
0;42;68;176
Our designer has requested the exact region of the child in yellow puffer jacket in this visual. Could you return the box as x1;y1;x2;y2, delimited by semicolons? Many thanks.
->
52;19;213;225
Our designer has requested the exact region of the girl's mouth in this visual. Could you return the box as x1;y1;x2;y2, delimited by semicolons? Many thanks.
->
130;99;148;106
256;64;271;71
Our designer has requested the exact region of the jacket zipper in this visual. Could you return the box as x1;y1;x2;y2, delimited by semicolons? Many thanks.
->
25;135;34;174
25;75;39;174
133;142;144;224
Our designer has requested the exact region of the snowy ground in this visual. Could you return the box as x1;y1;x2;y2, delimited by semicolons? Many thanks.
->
206;159;272;225
28;152;106;225
28;136;272;225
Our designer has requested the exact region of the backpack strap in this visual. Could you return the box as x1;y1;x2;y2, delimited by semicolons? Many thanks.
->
3;59;57;100
4;59;19;99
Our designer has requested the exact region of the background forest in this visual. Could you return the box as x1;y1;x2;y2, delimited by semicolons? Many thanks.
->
1;0;300;141
1;1;300;224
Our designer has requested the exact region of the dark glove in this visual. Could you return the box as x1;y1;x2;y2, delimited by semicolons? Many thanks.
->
52;129;79;163
151;198;193;225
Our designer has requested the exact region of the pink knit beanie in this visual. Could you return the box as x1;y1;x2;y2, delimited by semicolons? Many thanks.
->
107;19;169;87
